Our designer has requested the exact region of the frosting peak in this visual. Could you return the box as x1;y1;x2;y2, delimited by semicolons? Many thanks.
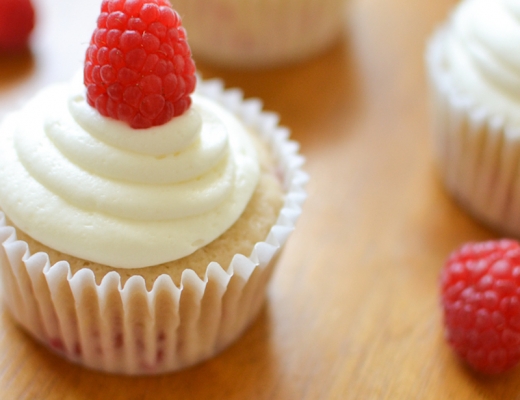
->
0;77;260;268
442;0;520;127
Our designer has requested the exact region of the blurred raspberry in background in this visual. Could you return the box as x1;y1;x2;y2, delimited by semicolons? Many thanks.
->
0;0;35;53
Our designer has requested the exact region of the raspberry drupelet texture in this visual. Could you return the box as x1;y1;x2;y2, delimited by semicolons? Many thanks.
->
441;239;520;374
84;0;196;129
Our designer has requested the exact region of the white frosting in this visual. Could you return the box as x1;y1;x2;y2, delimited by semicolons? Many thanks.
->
0;78;260;268
441;0;520;127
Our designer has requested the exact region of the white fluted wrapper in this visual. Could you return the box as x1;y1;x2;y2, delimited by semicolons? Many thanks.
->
170;0;347;68
0;78;307;375
427;29;520;236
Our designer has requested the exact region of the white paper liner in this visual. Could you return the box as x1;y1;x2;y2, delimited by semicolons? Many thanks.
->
0;78;308;375
170;0;347;68
427;28;520;237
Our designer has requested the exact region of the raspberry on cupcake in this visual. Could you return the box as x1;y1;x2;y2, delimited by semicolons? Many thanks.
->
84;0;195;128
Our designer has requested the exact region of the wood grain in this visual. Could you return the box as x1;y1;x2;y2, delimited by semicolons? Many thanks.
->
2;0;520;399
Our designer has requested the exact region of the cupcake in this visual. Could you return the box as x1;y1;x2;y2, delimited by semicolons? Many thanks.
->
0;0;306;374
169;0;347;68
426;0;520;237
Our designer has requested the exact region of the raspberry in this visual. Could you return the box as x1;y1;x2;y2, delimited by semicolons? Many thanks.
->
440;239;520;374
84;0;196;129
0;0;35;52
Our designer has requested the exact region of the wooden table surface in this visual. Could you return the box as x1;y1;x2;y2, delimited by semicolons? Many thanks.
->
2;0;519;399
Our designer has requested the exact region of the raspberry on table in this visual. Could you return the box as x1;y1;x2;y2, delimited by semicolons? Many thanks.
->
84;0;196;129
0;0;35;52
440;239;520;374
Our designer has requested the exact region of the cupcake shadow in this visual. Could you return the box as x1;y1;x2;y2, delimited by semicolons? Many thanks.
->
409;163;496;256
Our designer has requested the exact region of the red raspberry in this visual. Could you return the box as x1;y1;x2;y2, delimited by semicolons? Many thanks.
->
441;239;520;374
84;0;196;129
0;0;35;52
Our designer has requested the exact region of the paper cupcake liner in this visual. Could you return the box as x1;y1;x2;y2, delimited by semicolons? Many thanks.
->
171;0;347;68
0;78;308;375
427;28;520;237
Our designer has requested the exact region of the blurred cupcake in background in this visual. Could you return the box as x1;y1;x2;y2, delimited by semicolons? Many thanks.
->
426;0;520;237
170;0;348;68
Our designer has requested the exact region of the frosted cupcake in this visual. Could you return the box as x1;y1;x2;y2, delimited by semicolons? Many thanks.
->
0;0;306;374
170;0;347;68
426;0;520;237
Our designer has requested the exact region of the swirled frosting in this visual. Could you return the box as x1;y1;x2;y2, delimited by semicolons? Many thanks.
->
0;77;260;268
442;0;520;127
